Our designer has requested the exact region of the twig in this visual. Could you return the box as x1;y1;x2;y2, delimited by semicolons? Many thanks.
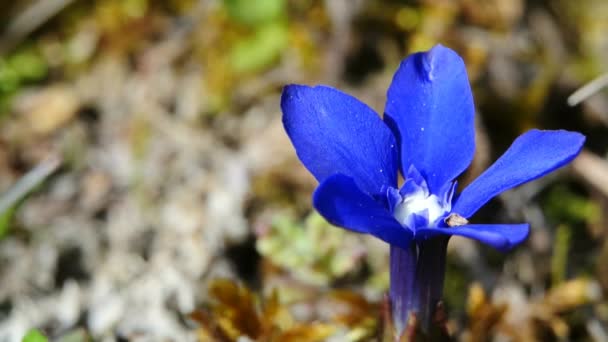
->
0;155;62;214
568;72;608;106
587;318;608;342
571;150;608;198
0;0;76;54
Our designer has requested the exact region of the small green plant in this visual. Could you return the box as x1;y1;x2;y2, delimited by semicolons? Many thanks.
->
22;329;48;342
256;212;366;285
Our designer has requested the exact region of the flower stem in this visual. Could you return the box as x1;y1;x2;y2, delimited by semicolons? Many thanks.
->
389;237;449;338
389;243;417;337
414;237;449;332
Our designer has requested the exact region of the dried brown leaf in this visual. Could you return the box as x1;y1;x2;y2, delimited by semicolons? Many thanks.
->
273;323;335;342
207;279;263;339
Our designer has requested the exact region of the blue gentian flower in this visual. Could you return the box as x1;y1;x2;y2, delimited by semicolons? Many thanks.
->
280;44;585;336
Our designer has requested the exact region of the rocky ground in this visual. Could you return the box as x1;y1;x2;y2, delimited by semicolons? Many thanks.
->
0;0;607;341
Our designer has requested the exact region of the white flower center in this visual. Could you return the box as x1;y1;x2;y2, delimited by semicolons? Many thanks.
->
393;187;450;229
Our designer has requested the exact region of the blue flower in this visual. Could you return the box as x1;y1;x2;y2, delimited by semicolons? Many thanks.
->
281;44;584;252
280;44;585;335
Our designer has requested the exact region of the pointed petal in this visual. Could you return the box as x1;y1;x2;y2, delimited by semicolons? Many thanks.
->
386;187;402;213
440;181;457;207
313;174;413;248
453;129;585;218
385;44;475;193
282;84;398;196
417;224;529;252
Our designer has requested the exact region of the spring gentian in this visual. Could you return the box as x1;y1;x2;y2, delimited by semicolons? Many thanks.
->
280;44;585;337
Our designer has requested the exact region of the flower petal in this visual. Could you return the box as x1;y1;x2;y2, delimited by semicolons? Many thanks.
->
313;174;413;249
282;84;398;196
385;44;475;193
453;129;585;218
417;224;529;252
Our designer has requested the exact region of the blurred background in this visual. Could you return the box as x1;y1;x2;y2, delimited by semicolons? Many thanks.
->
0;0;607;341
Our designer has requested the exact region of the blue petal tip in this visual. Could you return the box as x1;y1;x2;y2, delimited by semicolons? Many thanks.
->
420;44;462;82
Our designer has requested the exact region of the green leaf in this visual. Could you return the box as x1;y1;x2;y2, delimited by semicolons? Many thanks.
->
229;22;288;74
0;205;16;240
224;0;286;26
544;185;599;224
9;49;48;82
0;60;20;93
22;329;48;342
